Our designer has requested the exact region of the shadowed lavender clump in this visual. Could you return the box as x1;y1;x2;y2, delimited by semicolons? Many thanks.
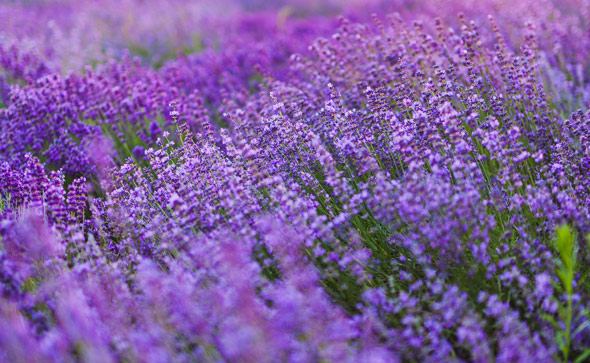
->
2;0;590;362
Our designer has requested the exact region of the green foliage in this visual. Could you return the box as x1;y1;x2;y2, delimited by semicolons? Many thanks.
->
554;225;576;362
549;225;590;363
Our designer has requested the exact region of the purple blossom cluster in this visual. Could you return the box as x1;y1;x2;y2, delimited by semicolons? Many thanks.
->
2;0;590;361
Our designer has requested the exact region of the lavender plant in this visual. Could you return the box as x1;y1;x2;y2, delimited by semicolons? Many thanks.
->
2;1;590;362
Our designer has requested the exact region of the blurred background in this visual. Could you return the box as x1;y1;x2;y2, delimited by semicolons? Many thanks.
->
1;0;589;112
2;0;584;73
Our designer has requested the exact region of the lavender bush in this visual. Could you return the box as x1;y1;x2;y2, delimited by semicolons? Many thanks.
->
2;0;590;361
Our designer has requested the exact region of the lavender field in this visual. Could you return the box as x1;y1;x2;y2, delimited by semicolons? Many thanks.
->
2;0;590;361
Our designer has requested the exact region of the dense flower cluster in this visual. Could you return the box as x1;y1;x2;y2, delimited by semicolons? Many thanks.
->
2;0;590;361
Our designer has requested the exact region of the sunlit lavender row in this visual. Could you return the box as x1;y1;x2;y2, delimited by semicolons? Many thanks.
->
2;0;590;362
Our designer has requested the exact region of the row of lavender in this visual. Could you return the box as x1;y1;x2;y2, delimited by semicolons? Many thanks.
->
2;0;590;361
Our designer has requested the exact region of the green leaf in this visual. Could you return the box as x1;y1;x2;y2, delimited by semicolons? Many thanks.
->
556;224;574;264
574;349;590;363
541;314;560;329
574;320;590;336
